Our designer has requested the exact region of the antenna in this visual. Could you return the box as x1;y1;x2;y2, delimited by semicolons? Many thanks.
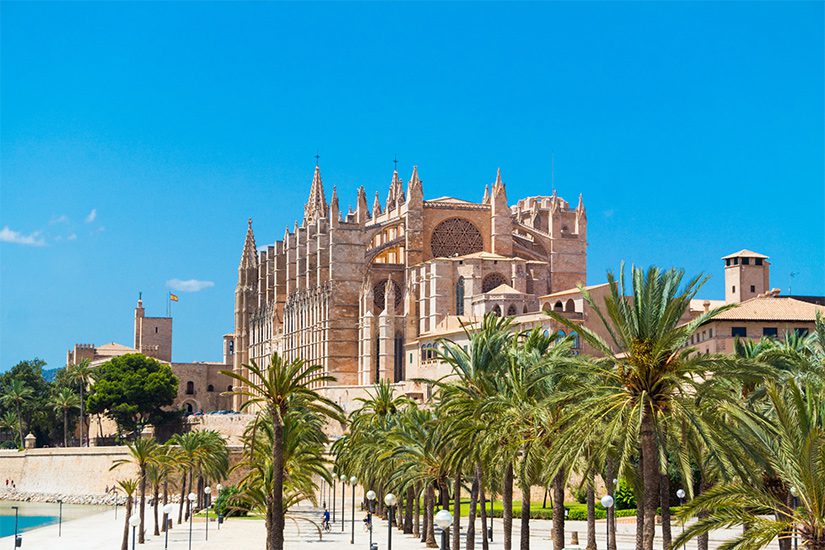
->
551;152;555;188
789;271;799;295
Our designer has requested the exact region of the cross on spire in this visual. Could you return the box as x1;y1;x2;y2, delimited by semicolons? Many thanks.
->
315;152;320;166
393;155;398;172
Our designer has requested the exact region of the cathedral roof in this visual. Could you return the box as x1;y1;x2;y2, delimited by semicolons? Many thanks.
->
427;196;477;204
486;283;523;295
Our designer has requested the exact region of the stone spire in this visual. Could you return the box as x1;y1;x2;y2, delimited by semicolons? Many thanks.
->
407;166;423;211
576;193;584;212
408;166;422;195
482;184;490;205
384;274;397;315
355;186;369;224
329;185;340;226
373;191;383;218
492;168;507;199
303;165;328;224
490;169;513;256
239;218;258;269
386;170;404;210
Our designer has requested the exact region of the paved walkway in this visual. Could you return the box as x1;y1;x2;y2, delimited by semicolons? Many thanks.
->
0;505;747;550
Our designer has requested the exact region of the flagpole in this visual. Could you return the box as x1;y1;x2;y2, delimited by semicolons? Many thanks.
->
167;292;170;317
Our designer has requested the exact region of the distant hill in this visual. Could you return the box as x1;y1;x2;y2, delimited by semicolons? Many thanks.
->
42;368;61;383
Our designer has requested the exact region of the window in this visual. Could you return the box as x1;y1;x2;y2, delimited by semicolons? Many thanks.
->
409;352;413;364
763;327;778;337
207;384;214;392
185;381;195;395
571;331;580;349
755;258;763;266
155;327;158;334
456;277;465;316
492;305;502;317
750;285;756;293
482;273;508;293
742;258;750;265
725;259;731;267
731;327;747;337
228;340;234;353
557;329;566;342
795;328;809;337
734;258;739;265
506;304;517;316
430;218;484;257
732;285;736;294
227;385;233;392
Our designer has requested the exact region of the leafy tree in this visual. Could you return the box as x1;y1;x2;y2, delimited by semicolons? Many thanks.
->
1;380;33;446
86;354;178;435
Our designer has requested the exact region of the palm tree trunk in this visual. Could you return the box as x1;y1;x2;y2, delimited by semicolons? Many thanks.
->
660;473;671;550
153;482;160;536
635;499;644;550
405;485;414;534
421;487;429;543
552;468;565;550
520;476;530;550
177;474;187;524
266;494;274;550
426;483;438;548
79;384;84;447
697;479;709;550
63;409;68;447
606;458;617;550
453;470;462;550
586;474;596;550
480;481;489;550
414;483;421;537
640;411;659;550
162;480;168;532
122;496;133;550
467;463;481;550
15;404;24;448
272;414;286;550
139;465;147;543
503;462;514;550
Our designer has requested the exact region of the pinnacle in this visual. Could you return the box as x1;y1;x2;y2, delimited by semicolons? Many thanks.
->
304;164;328;223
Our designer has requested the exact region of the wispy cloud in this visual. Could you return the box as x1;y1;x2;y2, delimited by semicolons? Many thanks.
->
85;209;97;223
50;214;69;225
166;278;215;292
0;226;45;246
67;233;78;241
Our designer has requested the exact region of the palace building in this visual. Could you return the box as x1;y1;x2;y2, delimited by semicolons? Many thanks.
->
232;165;588;407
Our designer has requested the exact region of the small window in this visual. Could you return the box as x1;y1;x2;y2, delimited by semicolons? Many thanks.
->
456;277;465;316
725;259;731;267
185;381;195;395
207;384;214;392
409;353;413;364
755;258;763;266
750;285;756;293
763;327;778;337
155;327;158;334
742;258;750;265
732;285;736;294
795;328;809;337
734;258;739;265
227;385;233;392
731;327;747;338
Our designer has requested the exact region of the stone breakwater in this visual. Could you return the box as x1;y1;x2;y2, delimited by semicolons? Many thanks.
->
0;488;128;506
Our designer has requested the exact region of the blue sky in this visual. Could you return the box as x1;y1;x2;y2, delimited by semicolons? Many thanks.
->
1;2;823;371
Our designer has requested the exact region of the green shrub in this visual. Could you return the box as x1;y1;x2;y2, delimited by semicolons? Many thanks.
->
614;479;636;510
213;485;250;517
573;486;588;504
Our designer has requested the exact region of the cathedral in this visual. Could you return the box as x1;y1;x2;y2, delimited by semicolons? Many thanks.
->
232;164;587;408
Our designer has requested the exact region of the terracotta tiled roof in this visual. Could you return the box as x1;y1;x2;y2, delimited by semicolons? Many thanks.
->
542;283;610;298
709;297;825;322
487;283;523;295
722;249;769;260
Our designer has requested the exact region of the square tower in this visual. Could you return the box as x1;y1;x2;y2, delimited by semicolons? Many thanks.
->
723;249;770;303
134;298;173;362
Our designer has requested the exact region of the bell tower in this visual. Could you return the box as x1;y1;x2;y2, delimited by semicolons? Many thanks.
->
723;249;770;303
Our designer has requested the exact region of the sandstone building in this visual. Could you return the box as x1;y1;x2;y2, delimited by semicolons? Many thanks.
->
233;165;587;406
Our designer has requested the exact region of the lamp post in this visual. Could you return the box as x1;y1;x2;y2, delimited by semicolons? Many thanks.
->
676;488;686;548
11;505;19;549
790;486;798;550
341;474;347;532
57;498;63;537
601;494;614;550
384;493;397;550
163;503;175;549
435;509;453;550
204;486;212;541
332;471;337;524
216;484;223;530
129;514;140;550
489;497;493;542
350;476;357;544
366;490;376;549
187;492;197;550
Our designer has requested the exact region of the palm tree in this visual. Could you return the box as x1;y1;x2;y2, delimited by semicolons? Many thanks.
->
548;264;741;550
222;354;344;550
49;387;80;447
1;379;33;447
0;411;20;448
66;359;93;446
117;478;139;550
111;437;160;544
674;379;825;550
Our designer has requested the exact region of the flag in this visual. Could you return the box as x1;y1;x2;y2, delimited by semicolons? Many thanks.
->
170;293;179;302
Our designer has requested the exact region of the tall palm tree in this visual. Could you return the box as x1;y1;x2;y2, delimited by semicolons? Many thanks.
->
674;379;825;550
49;387;80;447
66;359;93;446
548;264;740;550
111;437;160;544
222;354;344;550
117;478;139;550
0;411;21;448
1;379;33;447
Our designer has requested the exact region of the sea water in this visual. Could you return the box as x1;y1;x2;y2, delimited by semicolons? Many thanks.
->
0;512;57;538
0;501;106;538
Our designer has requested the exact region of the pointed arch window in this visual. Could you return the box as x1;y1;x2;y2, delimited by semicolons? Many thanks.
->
456;277;465;316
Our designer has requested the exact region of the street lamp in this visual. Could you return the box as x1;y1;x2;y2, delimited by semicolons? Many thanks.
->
350;476;357;544
57;498;63;537
601;494;614;550
341;474;347;532
790;486;798;550
163;503;176;549
11;505;20;549
384;493;397;550
216;484;223;530
332;470;337;524
435;509;453;550
204;486;212;541
129;514;140;550
676;488;686;546
187;492;197;550
366;490;377;549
